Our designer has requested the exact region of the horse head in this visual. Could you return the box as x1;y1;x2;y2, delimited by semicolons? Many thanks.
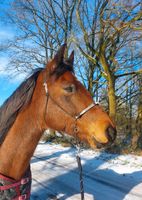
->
43;44;116;148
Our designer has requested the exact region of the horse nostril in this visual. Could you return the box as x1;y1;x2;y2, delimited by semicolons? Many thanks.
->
106;127;116;142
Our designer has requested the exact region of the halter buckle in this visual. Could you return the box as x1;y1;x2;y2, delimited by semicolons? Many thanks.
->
43;82;48;95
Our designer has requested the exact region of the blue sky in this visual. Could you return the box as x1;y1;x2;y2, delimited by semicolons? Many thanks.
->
0;1;24;105
0;76;19;105
0;28;20;105
0;0;141;105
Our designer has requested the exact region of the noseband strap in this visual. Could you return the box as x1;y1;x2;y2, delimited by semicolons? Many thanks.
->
75;103;95;120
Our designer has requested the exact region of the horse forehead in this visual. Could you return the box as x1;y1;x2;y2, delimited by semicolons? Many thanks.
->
59;71;76;82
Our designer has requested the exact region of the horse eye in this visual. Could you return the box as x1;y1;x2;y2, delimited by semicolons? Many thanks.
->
64;85;76;93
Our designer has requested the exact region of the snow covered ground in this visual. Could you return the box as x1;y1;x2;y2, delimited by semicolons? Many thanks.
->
30;143;142;200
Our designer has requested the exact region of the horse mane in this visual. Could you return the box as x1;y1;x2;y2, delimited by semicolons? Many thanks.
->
0;68;43;144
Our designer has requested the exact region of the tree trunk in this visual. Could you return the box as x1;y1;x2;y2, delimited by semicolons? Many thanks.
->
136;75;142;149
88;62;94;97
100;54;116;122
108;76;116;122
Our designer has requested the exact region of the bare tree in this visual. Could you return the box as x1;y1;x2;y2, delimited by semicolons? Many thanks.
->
1;0;142;150
75;0;142;121
2;0;77;74
136;74;142;149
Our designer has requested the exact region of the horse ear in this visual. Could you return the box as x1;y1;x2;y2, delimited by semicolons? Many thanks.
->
51;44;67;72
67;51;74;65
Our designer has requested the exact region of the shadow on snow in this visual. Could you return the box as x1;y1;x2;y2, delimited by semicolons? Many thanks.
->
31;144;142;200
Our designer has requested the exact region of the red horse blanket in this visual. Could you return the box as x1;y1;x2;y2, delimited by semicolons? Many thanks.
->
0;169;31;200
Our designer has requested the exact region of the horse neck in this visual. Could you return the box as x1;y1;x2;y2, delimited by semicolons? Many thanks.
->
0;76;48;180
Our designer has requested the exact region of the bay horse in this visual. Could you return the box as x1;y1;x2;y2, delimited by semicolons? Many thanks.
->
0;44;116;199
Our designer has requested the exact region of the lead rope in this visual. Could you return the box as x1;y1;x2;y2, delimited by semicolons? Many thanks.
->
73;102;95;200
76;145;84;200
73;120;85;200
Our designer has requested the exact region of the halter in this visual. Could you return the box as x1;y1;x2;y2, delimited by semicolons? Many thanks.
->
43;82;96;126
43;82;96;200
